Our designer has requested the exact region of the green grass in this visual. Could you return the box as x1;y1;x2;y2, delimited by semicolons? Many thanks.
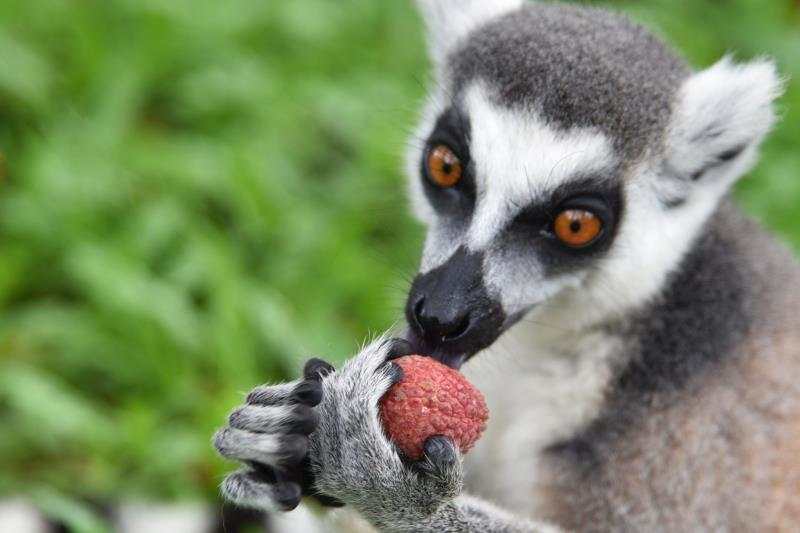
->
0;0;797;519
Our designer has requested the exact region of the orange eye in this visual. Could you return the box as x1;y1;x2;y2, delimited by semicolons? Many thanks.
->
553;209;603;248
427;145;462;187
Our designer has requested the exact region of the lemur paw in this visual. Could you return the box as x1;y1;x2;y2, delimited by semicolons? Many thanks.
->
415;435;461;483
214;360;343;511
308;337;464;523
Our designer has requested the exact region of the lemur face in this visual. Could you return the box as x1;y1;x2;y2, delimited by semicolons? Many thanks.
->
405;85;625;366
404;1;781;367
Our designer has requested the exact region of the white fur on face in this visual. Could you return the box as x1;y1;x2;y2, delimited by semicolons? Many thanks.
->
407;55;782;325
407;83;618;315
419;219;466;274
516;65;782;332
549;56;784;330
463;84;617;251
539;170;721;332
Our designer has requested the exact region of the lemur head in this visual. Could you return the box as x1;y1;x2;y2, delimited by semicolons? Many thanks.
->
403;0;783;368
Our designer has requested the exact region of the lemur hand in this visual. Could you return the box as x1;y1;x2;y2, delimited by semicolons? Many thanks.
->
213;360;344;511
307;337;464;529
214;337;463;523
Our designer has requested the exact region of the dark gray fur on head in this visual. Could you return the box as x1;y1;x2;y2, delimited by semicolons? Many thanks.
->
447;2;690;161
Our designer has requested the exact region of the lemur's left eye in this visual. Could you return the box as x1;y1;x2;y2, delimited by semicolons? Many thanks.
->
427;145;462;188
553;209;603;248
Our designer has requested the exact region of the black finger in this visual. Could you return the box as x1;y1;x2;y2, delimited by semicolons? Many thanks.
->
221;469;281;511
247;460;279;484
303;358;335;381
290;379;323;406
275;463;303;485
415;435;458;475
383;361;404;385
272;481;302;511
250;461;303;488
277;434;310;468
286;404;319;434
249;459;346;509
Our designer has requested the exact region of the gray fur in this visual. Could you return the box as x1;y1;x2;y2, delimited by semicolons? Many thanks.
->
448;3;690;162
612;198;755;396
246;380;300;405
214;427;307;466
213;376;323;511
229;404;317;435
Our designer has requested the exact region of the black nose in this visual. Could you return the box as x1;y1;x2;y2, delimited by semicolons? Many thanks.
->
411;296;472;342
405;247;506;356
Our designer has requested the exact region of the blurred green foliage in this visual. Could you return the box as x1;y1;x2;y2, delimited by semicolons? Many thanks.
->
0;0;797;514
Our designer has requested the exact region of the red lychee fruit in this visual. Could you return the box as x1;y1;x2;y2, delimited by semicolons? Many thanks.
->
379;355;489;460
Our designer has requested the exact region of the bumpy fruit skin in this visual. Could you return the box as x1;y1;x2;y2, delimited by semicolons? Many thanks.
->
379;355;489;460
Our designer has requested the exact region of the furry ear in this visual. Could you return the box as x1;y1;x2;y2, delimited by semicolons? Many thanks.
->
661;56;784;197
414;0;523;65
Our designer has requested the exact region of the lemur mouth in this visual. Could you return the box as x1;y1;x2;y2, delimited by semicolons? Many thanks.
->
403;329;472;370
402;308;530;370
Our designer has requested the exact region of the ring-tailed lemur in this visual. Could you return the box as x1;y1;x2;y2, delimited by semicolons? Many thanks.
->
214;1;799;531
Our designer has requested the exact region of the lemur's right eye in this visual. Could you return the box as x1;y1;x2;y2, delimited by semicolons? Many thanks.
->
553;209;603;248
427;145;462;188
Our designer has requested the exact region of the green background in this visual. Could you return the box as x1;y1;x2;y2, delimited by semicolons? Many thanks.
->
0;0;797;527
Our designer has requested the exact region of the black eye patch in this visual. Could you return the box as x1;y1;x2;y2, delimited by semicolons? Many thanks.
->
427;106;471;161
503;176;624;274
420;106;475;217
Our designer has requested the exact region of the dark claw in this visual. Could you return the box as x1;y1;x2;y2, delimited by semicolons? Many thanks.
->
417;436;458;474
290;380;323;406
385;338;415;360
227;409;244;429
286;404;319;435
424;436;457;466
272;481;302;511
246;463;311;510
384;361;404;385
303;358;335;381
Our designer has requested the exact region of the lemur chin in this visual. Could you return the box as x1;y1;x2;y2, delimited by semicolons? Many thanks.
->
216;1;799;530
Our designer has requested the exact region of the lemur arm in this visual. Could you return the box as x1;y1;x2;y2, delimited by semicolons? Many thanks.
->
374;494;554;533
215;336;557;531
305;337;557;533
309;339;560;533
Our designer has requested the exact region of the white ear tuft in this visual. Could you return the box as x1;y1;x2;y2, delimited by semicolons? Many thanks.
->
414;0;524;66
665;56;785;184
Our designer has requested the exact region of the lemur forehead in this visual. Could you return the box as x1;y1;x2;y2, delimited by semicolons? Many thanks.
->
461;84;618;250
447;2;690;162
